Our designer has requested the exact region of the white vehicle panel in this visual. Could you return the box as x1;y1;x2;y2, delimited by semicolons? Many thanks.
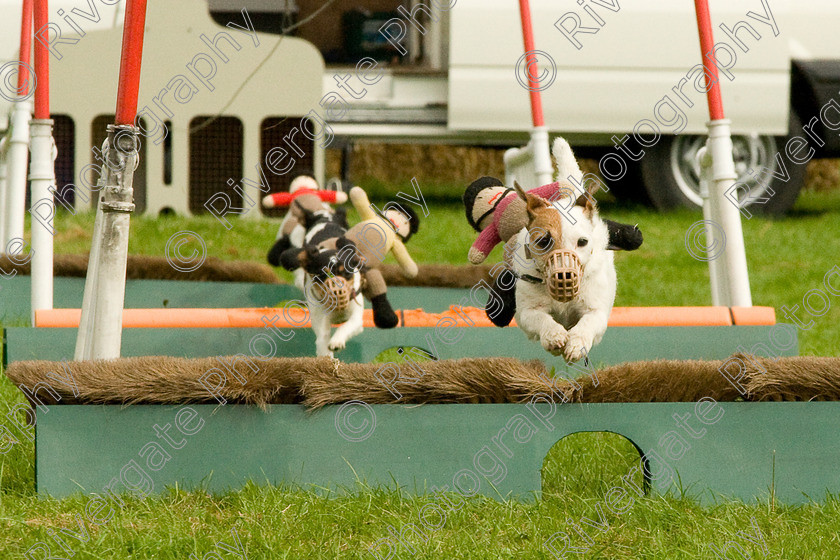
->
448;0;790;135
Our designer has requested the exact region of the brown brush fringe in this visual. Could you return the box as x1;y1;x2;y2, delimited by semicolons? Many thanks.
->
744;354;840;401
570;358;742;403
301;357;570;408
6;354;840;408
5;356;310;407
0;254;281;284
5;356;569;408
380;263;494;288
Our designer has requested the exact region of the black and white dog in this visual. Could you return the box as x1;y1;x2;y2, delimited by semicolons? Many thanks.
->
274;202;364;358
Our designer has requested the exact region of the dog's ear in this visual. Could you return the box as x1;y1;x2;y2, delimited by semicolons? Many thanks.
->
514;181;528;202
305;244;321;261
267;236;291;267
515;181;547;221
573;178;602;214
279;247;306;271
335;236;365;272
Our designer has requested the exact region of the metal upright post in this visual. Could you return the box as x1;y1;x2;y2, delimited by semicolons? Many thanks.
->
75;0;147;359
29;0;53;322
693;0;752;307
5;0;34;253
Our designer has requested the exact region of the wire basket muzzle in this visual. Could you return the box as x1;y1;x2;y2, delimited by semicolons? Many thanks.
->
545;250;582;302
316;276;353;313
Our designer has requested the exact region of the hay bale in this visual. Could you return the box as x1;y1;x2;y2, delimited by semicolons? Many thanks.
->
380;263;494;288
332;144;507;187
0;254;282;284
805;159;840;192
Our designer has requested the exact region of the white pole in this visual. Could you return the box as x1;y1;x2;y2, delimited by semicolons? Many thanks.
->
427;3;443;70
28;118;54;323
5;99;32;252
530;126;553;187
706;119;751;307
0;132;8;250
75;124;136;360
697;144;726;305
73;203;104;359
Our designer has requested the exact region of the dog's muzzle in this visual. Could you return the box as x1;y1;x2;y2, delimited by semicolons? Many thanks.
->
314;276;354;313
545;250;582;302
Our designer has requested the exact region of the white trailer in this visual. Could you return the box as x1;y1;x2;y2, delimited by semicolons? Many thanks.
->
2;0;840;216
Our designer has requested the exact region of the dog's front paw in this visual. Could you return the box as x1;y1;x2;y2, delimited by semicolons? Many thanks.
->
328;334;347;352
540;324;568;355
563;330;591;363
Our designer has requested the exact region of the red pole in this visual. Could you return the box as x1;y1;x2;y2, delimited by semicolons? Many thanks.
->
33;0;48;118
114;0;148;126
18;0;33;97
694;0;725;121
517;0;545;127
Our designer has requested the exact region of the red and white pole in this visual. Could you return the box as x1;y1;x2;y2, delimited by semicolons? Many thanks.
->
517;0;553;188
693;0;752;307
76;0;147;360
3;0;34;253
115;0;147;126
29;0;55;321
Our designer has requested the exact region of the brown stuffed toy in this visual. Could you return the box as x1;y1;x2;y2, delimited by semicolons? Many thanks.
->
340;186;420;328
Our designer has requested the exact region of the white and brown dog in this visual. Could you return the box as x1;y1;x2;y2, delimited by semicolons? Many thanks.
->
509;180;616;362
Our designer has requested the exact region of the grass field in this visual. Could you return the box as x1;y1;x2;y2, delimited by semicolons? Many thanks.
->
1;190;840;558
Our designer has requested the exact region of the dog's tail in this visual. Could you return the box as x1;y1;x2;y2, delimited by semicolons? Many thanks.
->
552;136;583;184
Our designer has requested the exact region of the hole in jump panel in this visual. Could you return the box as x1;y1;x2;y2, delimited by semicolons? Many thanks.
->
541;431;644;501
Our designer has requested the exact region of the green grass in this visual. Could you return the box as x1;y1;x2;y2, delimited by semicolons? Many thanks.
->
2;191;840;558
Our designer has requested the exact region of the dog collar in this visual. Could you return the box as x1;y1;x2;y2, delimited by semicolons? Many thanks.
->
511;269;544;285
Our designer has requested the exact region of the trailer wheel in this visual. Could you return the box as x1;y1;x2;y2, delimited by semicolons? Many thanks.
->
640;111;806;215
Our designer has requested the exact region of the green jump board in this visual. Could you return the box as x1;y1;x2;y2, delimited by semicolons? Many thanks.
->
3;326;797;373
35;402;839;504
0;278;472;321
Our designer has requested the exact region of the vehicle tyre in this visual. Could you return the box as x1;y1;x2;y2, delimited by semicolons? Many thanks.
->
599;158;652;205
577;148;652;205
640;111;806;215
